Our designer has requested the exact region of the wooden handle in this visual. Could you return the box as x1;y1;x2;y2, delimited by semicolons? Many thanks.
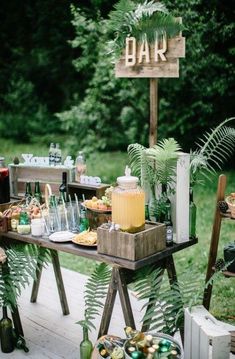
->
44;184;52;209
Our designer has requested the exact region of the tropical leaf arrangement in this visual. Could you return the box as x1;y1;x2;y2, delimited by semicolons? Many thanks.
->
190;117;235;187
106;0;184;59
0;243;49;310
77;263;111;332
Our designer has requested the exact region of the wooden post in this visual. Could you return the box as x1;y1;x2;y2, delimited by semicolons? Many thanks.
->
149;78;158;146
203;174;227;310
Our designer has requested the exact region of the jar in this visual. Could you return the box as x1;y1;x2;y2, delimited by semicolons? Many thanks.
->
0;157;10;204
75;151;86;183
112;166;145;233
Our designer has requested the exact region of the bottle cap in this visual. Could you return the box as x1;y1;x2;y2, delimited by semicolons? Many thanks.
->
117;166;139;189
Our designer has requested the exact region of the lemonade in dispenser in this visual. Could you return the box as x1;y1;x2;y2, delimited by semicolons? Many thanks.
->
112;166;145;233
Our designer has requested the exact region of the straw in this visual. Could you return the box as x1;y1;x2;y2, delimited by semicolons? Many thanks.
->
82;193;86;203
74;193;80;217
69;194;76;230
53;200;61;230
62;198;69;231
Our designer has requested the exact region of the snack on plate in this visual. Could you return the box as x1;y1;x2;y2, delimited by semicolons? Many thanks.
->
73;230;97;245
83;187;113;211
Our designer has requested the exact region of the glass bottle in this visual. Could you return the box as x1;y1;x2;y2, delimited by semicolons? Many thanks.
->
112;166;145;233
0;306;14;353
34;181;42;204
0;157;10;204
164;202;173;247
49;143;55;166
25;182;32;204
19;212;30;225
55;143;62;166
189;188;197;238
75;151;86;183
79;207;89;232
80;326;93;359
59;172;68;203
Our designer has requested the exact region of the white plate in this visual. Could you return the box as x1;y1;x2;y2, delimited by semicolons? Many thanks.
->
49;231;75;242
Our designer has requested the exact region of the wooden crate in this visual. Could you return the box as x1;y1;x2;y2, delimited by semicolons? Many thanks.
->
9;164;75;197
68;182;110;201
97;221;166;261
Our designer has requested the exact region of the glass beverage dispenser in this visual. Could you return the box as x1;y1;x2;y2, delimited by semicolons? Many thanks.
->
112;166;145;233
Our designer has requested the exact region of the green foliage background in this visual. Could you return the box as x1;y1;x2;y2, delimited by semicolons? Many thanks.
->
0;0;234;154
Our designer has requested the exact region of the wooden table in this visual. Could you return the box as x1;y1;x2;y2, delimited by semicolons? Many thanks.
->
1;231;197;338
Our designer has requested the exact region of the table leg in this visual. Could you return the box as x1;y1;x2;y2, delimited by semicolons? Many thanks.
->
11;306;24;337
50;250;70;315
116;268;136;330
30;260;43;303
98;268;118;338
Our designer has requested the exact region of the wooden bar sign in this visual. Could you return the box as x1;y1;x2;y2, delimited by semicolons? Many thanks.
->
115;19;185;78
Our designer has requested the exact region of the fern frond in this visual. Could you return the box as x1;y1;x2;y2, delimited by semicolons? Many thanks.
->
79;263;111;332
0;244;49;309
190;117;235;187
146;138;181;185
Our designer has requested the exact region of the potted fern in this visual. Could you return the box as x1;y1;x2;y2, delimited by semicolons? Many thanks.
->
128;138;181;221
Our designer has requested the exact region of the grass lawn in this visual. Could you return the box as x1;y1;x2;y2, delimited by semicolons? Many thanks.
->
1;140;235;324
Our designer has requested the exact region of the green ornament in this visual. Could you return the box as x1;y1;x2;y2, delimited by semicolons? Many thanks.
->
159;345;169;353
131;350;143;359
159;339;171;348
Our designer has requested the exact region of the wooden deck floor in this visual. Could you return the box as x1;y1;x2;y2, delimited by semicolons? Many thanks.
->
9;265;234;359
11;264;144;359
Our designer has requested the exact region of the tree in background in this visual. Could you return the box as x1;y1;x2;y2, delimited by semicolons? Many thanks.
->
58;0;235;152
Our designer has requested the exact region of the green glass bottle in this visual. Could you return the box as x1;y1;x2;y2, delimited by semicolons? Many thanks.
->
79;207;89;232
34;181;42;204
80;326;93;359
164;197;173;247
189;188;197;238
19;211;30;225
0;306;14;353
25;182;32;204
59;172;68;203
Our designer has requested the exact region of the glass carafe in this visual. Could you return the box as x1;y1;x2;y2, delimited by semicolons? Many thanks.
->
112;166;145;233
